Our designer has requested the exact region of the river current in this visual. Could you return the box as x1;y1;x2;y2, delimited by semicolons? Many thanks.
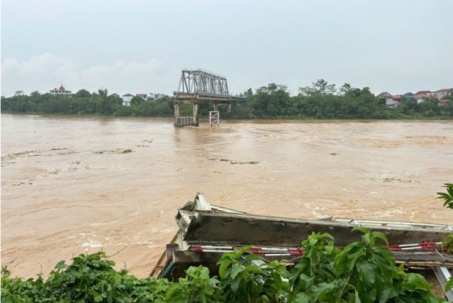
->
2;114;453;278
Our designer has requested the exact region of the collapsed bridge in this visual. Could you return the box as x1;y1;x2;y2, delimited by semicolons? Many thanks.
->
173;69;243;127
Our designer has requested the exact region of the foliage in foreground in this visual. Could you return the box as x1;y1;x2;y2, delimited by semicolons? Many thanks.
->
438;183;453;210
2;228;450;303
438;183;453;254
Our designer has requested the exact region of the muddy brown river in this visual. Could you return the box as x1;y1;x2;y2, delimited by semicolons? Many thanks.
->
2;114;453;278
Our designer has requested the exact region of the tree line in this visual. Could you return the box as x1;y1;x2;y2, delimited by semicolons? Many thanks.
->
0;89;174;117
2;80;453;119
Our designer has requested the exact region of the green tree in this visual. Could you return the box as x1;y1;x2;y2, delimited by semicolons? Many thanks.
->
252;83;292;117
11;95;32;112
339;83;352;96
398;98;420;116
439;100;453;117
90;89;118;115
1;96;13;111
130;96;145;107
299;79;337;97
419;98;440;117
74;89;91;99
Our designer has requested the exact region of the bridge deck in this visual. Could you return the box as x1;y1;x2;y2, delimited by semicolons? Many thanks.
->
174;92;243;103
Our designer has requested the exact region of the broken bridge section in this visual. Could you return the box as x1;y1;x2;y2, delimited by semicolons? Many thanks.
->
173;69;243;127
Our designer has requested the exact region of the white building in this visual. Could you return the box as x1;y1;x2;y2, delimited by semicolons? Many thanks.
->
122;94;134;106
378;92;401;107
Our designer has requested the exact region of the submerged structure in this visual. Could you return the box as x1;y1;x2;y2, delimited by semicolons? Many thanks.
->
151;193;453;299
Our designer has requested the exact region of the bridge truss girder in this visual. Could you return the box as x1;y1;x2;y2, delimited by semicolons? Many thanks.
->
177;69;229;96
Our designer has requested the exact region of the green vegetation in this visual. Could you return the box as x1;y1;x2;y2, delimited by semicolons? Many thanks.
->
0;89;173;117
438;184;453;296
2;80;453;119
232;81;453;119
2;228;450;302
438;183;453;210
438;183;453;254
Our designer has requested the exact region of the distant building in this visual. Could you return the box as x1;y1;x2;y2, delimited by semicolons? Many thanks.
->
149;93;167;101
14;91;25;96
379;88;451;106
136;93;148;101
122;94;134;106
386;95;402;107
377;92;392;99
50;85;71;95
402;92;414;99
414;90;432;95
378;92;401;107
413;91;435;103
435;88;453;99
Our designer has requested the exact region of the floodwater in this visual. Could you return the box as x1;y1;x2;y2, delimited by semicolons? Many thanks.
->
2;114;453;278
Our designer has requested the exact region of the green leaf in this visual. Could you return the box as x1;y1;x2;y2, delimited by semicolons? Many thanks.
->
245;264;263;274
298;273;314;291
55;260;66;270
379;286;397;302
337;242;366;273
404;273;431;292
354;288;362;303
165;284;180;300
438;183;453;209
230;266;243;280
370;231;388;246
217;258;232;279
356;261;376;286
352;226;370;237
312;282;336;301
244;253;264;262
230;277;241;292
94;293;103;302
294;292;311;303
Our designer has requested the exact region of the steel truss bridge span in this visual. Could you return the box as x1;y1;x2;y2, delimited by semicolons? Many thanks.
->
173;69;243;127
177;69;229;96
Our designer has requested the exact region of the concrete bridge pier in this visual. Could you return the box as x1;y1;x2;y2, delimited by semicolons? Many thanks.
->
174;101;199;127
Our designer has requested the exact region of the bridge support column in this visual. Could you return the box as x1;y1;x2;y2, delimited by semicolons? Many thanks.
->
192;102;199;126
174;101;198;127
174;103;180;118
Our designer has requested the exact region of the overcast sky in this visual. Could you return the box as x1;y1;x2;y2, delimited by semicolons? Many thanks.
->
2;0;452;97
